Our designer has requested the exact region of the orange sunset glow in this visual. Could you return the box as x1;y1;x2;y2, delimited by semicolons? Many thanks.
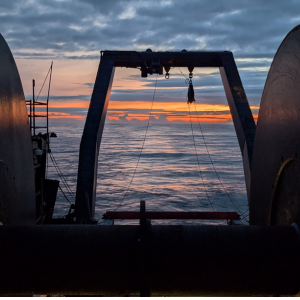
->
17;60;259;124
48;99;259;123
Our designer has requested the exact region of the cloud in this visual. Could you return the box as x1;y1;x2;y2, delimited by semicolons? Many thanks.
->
2;1;299;60
3;0;299;111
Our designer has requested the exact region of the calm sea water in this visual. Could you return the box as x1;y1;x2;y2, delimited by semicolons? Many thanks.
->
46;119;249;225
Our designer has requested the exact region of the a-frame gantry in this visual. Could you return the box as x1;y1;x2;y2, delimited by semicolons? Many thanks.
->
75;50;256;223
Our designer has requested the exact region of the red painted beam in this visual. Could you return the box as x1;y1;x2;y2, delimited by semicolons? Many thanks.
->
103;211;240;220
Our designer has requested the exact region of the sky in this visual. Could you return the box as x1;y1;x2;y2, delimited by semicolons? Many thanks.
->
2;0;300;123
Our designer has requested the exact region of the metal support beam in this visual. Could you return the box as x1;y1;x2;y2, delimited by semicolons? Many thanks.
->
75;50;255;222
219;52;256;202
75;55;115;223
104;211;240;220
105;50;224;68
0;225;299;296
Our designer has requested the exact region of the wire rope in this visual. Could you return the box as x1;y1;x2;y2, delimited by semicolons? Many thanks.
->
241;213;249;219
240;209;249;217
193;103;243;215
188;104;215;212
49;152;75;202
36;64;52;101
180;67;243;224
179;68;216;212
178;67;189;80
50;152;75;199
58;184;72;205
100;74;159;224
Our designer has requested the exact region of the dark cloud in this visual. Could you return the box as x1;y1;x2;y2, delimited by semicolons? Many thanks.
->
30;94;91;101
3;0;299;108
83;83;94;88
2;0;299;59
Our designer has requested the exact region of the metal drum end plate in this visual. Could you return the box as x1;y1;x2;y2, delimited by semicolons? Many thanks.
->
0;34;35;225
250;25;300;225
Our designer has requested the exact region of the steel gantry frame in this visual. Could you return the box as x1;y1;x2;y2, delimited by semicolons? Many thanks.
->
75;50;256;224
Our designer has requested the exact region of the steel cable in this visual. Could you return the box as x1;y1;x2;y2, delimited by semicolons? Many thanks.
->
36;64;52;101
193;103;243;215
188;104;215;212
49;152;75;203
100;74;159;224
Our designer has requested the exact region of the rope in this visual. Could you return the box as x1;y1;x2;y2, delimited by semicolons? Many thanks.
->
241;214;249;220
193;103;243;215
240;209;249;217
180;69;243;224
58;184;72;205
50;152;75;199
178;67;189;80
49;152;75;203
100;74;159;224
36;64;52;101
188;104;215;212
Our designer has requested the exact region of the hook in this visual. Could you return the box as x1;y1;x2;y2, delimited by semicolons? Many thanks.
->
164;65;170;79
185;78;192;85
188;66;194;79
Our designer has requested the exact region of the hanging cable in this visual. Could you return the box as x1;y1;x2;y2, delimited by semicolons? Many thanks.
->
52;156;72;201
46;62;53;174
240;209;249;217
240;209;249;223
180;68;243;224
50;155;75;201
49;152;75;202
178;67;189;80
241;213;249;221
36;64;52;101
58;184;72;205
49;151;75;199
188;104;215;212
179;67;216;212
193;103;244;215
101;74;159;224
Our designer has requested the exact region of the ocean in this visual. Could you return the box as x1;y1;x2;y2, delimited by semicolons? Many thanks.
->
46;119;249;225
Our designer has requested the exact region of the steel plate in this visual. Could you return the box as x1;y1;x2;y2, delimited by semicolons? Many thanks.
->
250;25;300;225
0;34;35;225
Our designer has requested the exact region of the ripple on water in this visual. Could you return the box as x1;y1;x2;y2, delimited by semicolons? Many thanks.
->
47;120;248;225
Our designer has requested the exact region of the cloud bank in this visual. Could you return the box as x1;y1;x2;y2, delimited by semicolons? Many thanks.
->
2;0;299;119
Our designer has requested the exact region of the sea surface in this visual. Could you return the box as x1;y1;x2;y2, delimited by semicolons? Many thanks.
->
46;119;249;225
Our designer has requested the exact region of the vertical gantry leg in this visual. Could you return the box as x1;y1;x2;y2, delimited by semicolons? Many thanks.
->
75;55;115;223
219;52;256;202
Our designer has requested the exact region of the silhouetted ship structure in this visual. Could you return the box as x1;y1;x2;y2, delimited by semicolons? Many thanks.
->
1;25;300;296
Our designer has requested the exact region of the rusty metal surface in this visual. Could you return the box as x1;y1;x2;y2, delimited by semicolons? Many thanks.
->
0;34;35;225
75;54;115;223
0;225;299;296
250;25;300;225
